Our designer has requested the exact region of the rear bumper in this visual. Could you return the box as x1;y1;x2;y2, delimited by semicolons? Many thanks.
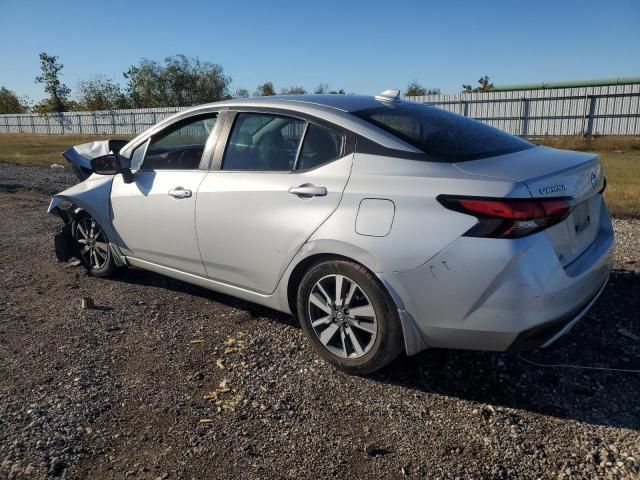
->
507;274;608;352
381;201;614;355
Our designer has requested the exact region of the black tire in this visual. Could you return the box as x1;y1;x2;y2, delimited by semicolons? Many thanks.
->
297;259;404;375
72;212;120;278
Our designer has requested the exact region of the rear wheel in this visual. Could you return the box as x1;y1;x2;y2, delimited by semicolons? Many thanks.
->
297;260;403;374
72;212;119;277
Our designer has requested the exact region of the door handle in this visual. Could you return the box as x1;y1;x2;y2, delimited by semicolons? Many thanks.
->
288;184;327;198
168;187;192;199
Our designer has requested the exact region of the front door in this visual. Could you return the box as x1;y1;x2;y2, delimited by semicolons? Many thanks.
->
111;113;218;275
196;112;353;294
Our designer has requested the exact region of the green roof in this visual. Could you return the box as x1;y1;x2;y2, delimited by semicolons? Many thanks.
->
492;76;640;91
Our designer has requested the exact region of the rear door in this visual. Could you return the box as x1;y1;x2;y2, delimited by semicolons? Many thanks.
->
196;111;354;294
111;113;220;275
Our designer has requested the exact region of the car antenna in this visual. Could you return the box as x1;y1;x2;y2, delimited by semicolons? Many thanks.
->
375;89;402;102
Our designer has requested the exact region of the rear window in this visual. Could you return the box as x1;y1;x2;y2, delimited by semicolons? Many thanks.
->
354;102;534;161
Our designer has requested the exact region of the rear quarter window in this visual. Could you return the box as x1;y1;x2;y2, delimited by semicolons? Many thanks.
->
296;124;343;170
354;103;533;162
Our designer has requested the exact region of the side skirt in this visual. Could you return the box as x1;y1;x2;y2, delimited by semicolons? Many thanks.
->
125;257;288;313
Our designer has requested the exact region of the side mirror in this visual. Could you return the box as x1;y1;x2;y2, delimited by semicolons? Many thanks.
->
90;154;134;183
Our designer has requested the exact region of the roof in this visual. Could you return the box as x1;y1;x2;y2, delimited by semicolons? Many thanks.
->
213;94;387;113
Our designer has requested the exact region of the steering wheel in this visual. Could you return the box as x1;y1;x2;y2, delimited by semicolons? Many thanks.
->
177;147;203;169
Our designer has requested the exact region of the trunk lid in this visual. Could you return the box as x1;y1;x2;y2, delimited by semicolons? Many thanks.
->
454;146;605;266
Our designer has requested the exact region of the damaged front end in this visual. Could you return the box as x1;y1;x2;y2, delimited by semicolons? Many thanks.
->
49;179;127;268
63;139;128;181
50;139;129;266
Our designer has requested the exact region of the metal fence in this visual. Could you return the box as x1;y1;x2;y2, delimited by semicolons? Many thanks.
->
0;107;185;136
1;83;639;137
406;83;640;136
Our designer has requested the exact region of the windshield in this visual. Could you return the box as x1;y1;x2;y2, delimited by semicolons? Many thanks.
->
354;102;534;161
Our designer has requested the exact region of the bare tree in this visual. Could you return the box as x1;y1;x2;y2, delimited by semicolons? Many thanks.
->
314;83;329;94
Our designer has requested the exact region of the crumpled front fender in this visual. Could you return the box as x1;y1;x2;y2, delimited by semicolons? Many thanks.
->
48;174;120;247
48;174;128;267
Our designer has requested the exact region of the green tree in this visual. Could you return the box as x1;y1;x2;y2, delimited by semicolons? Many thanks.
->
404;81;441;97
254;81;276;96
315;84;345;94
76;75;129;111
34;52;72;113
234;87;250;98
0;87;30;113
462;75;493;93
280;86;307;95
124;55;231;107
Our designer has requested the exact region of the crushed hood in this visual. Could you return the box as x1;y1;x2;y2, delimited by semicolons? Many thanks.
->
63;139;128;180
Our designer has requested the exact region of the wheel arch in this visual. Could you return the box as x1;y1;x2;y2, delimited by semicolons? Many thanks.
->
286;253;356;316
48;176;115;239
48;178;128;267
282;245;428;357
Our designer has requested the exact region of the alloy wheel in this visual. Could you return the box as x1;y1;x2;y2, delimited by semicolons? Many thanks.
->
307;274;378;359
76;217;109;270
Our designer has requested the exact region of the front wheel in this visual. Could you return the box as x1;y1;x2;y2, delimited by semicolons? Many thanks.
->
72;212;120;277
297;260;403;374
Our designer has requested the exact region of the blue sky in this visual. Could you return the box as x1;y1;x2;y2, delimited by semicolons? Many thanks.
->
1;0;638;101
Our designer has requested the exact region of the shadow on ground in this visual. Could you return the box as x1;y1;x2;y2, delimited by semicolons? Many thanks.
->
376;269;640;431
109;266;295;325
110;267;640;431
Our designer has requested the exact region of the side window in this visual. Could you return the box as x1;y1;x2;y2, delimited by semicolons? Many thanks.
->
223;113;305;171
296;124;343;170
129;139;148;170
141;114;217;170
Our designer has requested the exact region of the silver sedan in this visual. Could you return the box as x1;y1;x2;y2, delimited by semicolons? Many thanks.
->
49;90;614;374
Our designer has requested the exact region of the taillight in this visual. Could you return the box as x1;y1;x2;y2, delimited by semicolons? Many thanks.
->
437;195;575;239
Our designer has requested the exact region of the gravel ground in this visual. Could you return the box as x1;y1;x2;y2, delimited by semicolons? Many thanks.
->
1;162;639;479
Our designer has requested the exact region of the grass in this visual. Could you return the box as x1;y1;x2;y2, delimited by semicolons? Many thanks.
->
0;134;133;168
598;152;640;218
536;137;640;219
1;133;639;218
